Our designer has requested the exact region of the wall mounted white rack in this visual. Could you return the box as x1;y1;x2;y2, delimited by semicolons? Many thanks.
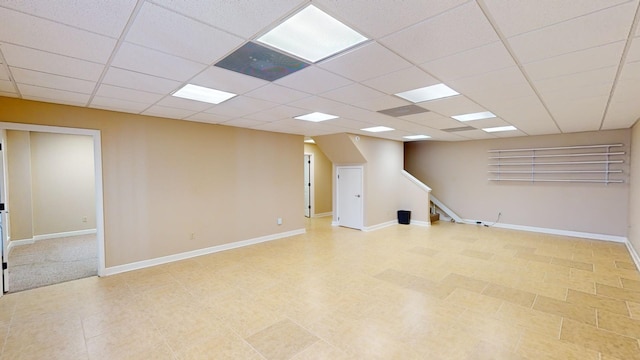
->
488;144;625;184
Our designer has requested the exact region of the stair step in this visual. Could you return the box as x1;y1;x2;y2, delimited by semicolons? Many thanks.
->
430;213;440;223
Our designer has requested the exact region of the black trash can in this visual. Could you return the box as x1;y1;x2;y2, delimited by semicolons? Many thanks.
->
397;210;411;225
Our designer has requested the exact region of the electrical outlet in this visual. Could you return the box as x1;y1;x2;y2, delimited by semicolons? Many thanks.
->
190;233;195;240
277;217;283;225
82;216;87;223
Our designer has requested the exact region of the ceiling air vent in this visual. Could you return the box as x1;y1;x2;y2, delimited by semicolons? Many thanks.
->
442;126;476;132
377;104;429;117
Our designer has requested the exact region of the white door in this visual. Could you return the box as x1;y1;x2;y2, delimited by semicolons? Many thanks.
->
0;130;8;295
304;155;311;217
337;166;363;229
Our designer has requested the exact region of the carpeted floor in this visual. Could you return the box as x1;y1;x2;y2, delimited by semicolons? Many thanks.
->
8;234;97;292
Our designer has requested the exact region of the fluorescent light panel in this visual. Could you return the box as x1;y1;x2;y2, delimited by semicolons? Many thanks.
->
395;83;459;103
304;139;315;143
257;5;367;63
483;125;517;133
295;112;338;122
361;126;394;133
452;111;496;122
403;135;431;140
172;84;236;104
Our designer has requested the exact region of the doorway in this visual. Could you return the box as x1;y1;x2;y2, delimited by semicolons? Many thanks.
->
336;166;363;230
0;122;105;293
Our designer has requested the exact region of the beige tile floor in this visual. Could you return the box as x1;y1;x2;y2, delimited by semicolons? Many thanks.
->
0;217;639;359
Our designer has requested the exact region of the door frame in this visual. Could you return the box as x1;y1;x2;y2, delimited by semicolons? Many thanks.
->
0;122;106;279
304;153;314;218
335;165;364;230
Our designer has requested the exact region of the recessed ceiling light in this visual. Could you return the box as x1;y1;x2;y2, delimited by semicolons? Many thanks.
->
452;111;496;122
403;135;431;140
257;5;368;63
395;83;459;103
361;126;394;133
294;112;339;122
172;84;236;104
483;125;517;133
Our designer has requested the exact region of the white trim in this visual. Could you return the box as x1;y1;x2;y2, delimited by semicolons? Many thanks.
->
33;229;97;242
331;221;339;226
363;220;396;232
401;170;432;193
411;220;431;227
480;221;627;243
104;228;306;276
7;238;34;254
0;122;106;277
313;212;333;218
625;241;640;271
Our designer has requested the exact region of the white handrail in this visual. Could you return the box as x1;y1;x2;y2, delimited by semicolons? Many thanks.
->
401;170;431;193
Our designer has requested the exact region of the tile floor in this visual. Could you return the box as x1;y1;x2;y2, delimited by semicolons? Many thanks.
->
0;218;639;359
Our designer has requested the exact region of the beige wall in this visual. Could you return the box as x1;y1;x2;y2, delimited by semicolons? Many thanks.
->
629;123;640;256
30;132;96;235
316;133;428;227
405;130;630;237
6;131;33;241
304;143;332;215
0;97;304;267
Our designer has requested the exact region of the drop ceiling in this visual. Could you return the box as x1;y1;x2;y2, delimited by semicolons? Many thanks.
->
0;0;639;142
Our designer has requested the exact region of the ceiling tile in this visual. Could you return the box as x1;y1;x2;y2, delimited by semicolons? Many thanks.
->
11;67;96;94
540;82;613;104
455;129;497;140
184;112;229;124
547;95;609;132
155;96;214;112
0;64;9;81
533;66;616;94
353;94;409;112
220;118;269;128
318;42;412;81
487;96;559;135
1;43;104;81
463;117;510;129
523;41;626;80
243;105;305;122
90;96;150;113
142;105;196;119
289;96;346;113
0;7;116;63
362;66;439;95
403;112;463;129
448;67;535;101
314;0;468;38
102;67;181;94
95;84;164;104
151;0;302;39
507;3;635;63
18;83;90;105
420;95;486;117
627;37;640;62
0;79;15;93
244;84;310;104
602;99;640;130
380;2;499;64
111;42;205;81
320;83;386;104
190;66;268;95
421;41;516;82
275;67;352;94
491;129;527;138
204;96;278;118
483;0;631;37
126;2;243;64
0;0;137;38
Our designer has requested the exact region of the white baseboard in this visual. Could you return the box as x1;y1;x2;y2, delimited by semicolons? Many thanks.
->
363;220;396;232
476;221;627;243
33;229;97;241
411;220;431;227
8;229;97;254
313;212;333;218
625;241;640;271
104;228;306;276
331;221;339;227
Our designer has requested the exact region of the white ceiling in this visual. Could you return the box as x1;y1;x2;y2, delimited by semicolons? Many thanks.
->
1;0;639;142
